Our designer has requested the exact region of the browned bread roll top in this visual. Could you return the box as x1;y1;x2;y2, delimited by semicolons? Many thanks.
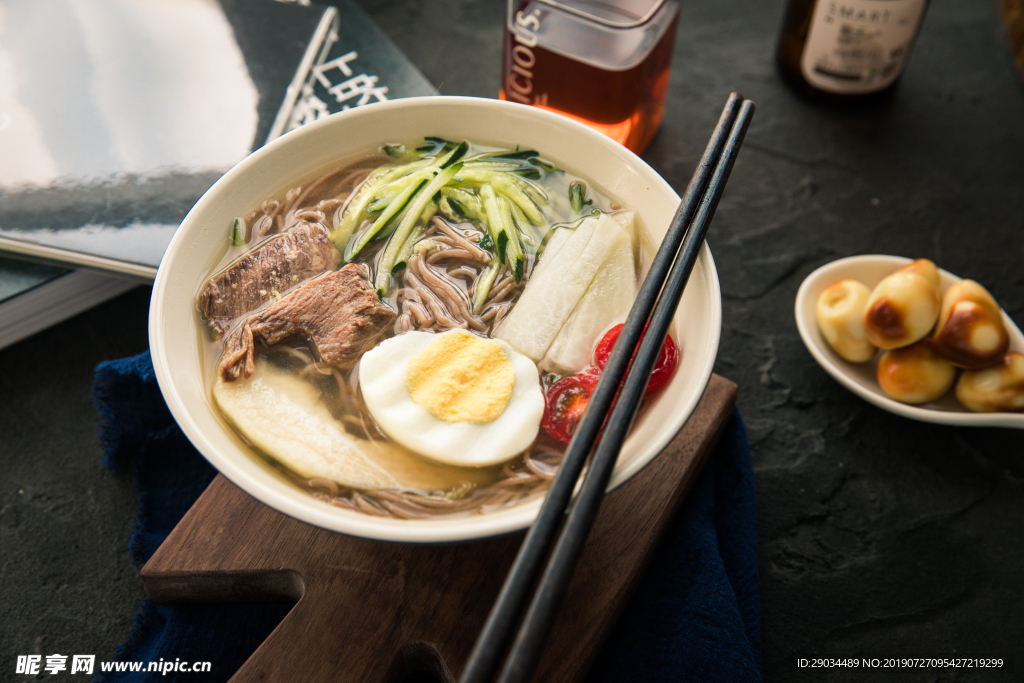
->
898;258;942;292
816;279;876;362
876;340;957;404
863;260;941;350
931;280;1010;369
955;352;1024;412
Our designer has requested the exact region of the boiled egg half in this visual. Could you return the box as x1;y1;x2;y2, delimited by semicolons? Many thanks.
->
359;329;544;467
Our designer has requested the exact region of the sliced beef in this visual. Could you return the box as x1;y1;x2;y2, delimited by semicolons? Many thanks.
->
219;263;395;381
199;221;341;328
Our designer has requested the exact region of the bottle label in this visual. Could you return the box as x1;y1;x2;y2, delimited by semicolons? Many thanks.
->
801;0;927;94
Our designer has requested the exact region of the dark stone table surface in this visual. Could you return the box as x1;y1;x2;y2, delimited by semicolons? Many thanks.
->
1;0;1021;681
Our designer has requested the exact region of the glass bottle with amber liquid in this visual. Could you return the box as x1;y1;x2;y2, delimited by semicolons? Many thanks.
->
777;0;929;102
500;0;680;154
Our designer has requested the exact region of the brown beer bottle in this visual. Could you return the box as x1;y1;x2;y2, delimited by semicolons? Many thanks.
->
777;0;929;102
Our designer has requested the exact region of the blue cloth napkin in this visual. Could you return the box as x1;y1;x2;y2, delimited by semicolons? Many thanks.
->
93;352;761;682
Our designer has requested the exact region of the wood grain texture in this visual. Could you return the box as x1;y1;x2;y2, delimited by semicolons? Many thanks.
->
141;374;737;683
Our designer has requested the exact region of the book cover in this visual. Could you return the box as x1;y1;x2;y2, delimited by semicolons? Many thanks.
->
0;0;437;280
0;257;137;350
0;258;67;306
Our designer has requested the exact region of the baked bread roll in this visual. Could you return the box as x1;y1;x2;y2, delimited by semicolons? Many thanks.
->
955;352;1024;412
863;270;940;349
816;279;876;362
877;341;956;404
897;258;941;293
931;280;1009;368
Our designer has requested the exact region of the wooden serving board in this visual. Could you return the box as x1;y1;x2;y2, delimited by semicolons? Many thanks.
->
141;374;737;683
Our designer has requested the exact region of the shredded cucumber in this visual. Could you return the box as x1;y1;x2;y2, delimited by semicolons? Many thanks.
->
346;172;432;261
365;188;401;213
376;162;464;295
392;201;438;274
438;198;460;223
569;180;593;216
455;167;533;185
392;227;424;275
328;141;573;297
480;184;510;262
482;185;524;282
490;173;545;225
473;259;502;314
503;173;549;205
498;196;525;283
436;141;469;169
440;187;486;221
475;149;540;161
460;160;525;174
468;147;555;173
231;217;246;247
329;158;431;251
424;136;454;146
509;202;538;247
413;239;442;255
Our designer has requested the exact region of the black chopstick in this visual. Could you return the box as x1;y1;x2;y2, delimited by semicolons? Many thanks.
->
493;96;755;683
459;92;755;683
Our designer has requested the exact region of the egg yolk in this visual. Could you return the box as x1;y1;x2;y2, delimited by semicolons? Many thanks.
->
406;330;515;424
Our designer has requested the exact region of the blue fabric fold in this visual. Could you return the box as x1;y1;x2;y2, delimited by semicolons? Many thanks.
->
93;351;761;682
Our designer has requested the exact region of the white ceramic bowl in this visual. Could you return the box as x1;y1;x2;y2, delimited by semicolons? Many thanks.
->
149;96;722;542
795;254;1024;429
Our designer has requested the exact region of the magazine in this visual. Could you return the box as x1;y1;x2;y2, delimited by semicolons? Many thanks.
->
0;0;437;280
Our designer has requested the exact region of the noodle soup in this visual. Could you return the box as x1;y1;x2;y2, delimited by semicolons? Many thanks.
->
196;138;672;519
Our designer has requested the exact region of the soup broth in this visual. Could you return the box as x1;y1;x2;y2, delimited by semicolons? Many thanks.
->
197;138;656;519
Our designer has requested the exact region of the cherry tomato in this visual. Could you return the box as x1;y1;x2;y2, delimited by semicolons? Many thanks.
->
593;323;679;395
542;373;599;444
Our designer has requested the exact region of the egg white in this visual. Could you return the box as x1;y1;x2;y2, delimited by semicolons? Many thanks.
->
358;330;545;467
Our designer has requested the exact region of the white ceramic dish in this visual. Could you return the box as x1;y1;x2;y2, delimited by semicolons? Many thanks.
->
149;96;723;542
795;254;1024;429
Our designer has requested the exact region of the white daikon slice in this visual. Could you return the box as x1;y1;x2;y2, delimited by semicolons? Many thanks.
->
213;361;491;492
495;213;622;361
542;218;636;374
530;227;573;282
610;209;636;235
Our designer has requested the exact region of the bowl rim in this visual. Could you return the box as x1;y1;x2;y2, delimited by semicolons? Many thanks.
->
149;95;723;542
794;253;1024;428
